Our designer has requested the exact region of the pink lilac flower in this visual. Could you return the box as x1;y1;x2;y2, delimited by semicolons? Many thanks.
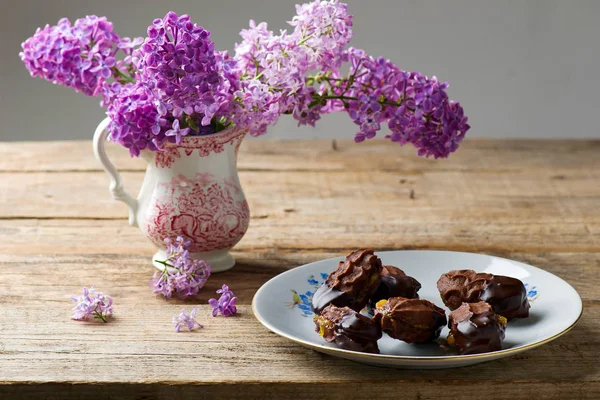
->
19;16;138;102
288;0;353;70
208;284;238;317
118;36;144;54
232;1;353;134
172;308;203;332
232;80;281;136
151;237;212;299
71;286;114;323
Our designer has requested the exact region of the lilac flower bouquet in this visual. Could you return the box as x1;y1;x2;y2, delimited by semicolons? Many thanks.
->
20;0;469;158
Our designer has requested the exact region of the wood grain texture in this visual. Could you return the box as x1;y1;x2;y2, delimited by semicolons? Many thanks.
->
0;138;598;399
1;382;598;400
0;139;599;173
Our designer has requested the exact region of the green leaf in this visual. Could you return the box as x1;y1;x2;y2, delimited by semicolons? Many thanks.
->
187;116;199;132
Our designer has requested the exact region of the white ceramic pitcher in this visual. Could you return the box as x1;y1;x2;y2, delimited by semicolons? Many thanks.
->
93;117;249;272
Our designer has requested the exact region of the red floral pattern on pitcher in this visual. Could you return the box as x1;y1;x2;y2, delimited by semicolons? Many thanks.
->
145;173;250;252
155;128;246;168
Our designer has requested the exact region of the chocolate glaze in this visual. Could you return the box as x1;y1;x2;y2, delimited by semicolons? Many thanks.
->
448;301;506;355
311;284;351;314
373;297;447;343
481;275;530;319
368;265;421;310
312;249;382;314
437;269;530;320
314;305;382;353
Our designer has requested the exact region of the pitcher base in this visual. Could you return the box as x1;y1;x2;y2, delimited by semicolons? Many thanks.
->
152;249;235;273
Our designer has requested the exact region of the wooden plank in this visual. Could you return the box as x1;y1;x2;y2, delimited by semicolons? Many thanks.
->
1;382;599;400
0;304;597;385
0;216;600;256
0;139;598;172
0;218;599;258
1;169;599;220
0;251;596;303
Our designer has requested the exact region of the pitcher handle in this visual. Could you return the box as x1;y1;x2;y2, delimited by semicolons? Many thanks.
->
93;117;139;227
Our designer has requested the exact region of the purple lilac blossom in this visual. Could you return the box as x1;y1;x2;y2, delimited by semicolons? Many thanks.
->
164;119;190;145
208;284;238;317
71;286;114;323
133;12;234;128
105;82;166;157
21;2;469;159
232;80;281;136
151;237;212;299
172;308;203;332
288;0;353;71
333;48;470;158
19;16;139;102
232;0;353;134
106;12;238;155
232;0;469;157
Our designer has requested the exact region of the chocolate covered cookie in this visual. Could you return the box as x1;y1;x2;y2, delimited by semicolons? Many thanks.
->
312;249;383;314
373;297;447;343
437;269;530;319
368;265;421;310
447;301;507;354
314;304;382;353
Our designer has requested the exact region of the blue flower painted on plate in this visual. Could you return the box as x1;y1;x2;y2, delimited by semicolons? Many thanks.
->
524;283;539;302
287;273;328;317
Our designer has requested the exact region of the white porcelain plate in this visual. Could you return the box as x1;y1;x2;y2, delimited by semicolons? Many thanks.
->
252;250;582;369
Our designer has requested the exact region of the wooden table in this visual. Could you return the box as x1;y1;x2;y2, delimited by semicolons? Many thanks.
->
0;139;598;399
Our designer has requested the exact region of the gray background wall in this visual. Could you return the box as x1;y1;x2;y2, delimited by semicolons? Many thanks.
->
2;0;599;141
